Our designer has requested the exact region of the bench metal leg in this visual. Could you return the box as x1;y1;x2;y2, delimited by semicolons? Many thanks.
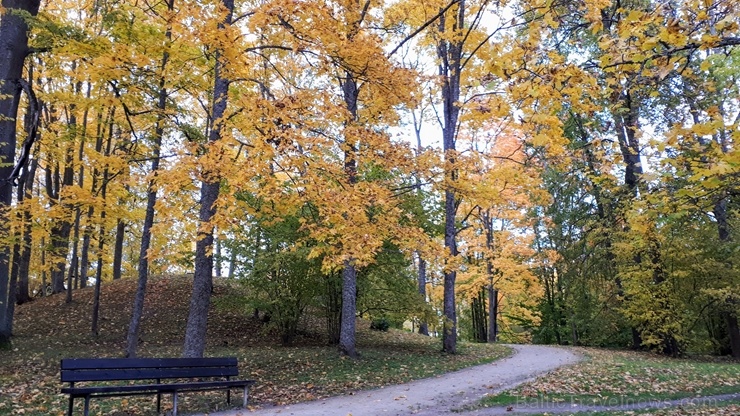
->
172;391;178;416
227;388;231;405
156;378;161;413
83;396;90;416
68;397;74;416
243;386;249;408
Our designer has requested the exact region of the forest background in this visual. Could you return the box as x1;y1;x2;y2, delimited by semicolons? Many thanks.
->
0;0;739;360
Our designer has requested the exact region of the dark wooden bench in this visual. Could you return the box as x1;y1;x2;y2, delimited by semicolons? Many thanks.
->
60;357;255;416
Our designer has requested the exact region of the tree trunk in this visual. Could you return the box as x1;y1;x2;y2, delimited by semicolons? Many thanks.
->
91;112;113;337
437;1;464;355
40;238;47;297
417;255;429;336
15;60;39;307
182;0;233;358
725;312;740;359
8;231;20;336
338;69;360;358
46;143;75;295
713;197;740;357
228;248;236;278
127;1;171;356
66;211;80;300
324;271;342;345
16;158;37;305
80;108;109;291
112;219;125;280
79;223;92;289
488;285;497;343
6;146;38;328
0;0;42;349
339;259;358;357
91;216;105;337
215;233;222;278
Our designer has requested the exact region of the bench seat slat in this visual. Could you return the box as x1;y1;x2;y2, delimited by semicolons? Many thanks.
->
62;379;256;396
61;357;237;370
62;367;238;382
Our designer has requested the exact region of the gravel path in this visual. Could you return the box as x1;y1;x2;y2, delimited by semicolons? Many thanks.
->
202;344;581;416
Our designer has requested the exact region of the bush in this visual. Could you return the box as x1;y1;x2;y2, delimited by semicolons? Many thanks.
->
370;317;390;331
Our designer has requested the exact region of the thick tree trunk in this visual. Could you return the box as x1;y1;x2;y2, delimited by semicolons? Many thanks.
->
182;0;233;358
488;285;497;343
339;260;358;357
183;181;218;357
338;70;360;358
0;0;42;349
437;2;464;355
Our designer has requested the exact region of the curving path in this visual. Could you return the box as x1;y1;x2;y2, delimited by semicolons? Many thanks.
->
203;344;582;416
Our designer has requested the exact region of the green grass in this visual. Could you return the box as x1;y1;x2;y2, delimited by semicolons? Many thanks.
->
524;399;740;415
476;347;740;412
0;275;511;416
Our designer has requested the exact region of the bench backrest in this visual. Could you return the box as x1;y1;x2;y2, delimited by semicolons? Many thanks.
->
61;357;239;383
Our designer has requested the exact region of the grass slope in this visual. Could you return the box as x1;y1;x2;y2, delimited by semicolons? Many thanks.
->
0;275;510;415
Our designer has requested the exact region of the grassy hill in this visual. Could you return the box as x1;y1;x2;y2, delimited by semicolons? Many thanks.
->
0;275;510;415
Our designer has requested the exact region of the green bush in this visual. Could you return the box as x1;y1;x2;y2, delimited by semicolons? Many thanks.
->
370;317;390;331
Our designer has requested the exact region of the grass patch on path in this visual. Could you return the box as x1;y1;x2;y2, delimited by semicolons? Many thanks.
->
0;275;511;416
479;347;740;410
530;400;740;415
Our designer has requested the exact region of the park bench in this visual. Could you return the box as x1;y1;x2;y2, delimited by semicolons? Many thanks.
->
60;357;255;416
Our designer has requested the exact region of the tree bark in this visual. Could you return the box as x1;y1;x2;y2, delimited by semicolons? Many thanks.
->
10;110;37;321
45;143;75;295
112;219;125;280
337;69;360;358
127;1;172;356
91;112;114;337
417;255;429;336
339;259;358;357
0;0;42;349
79;221;92;289
16;157;37;305
437;2;464;354
488;285;497;343
66;211;80;300
182;0;233;358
